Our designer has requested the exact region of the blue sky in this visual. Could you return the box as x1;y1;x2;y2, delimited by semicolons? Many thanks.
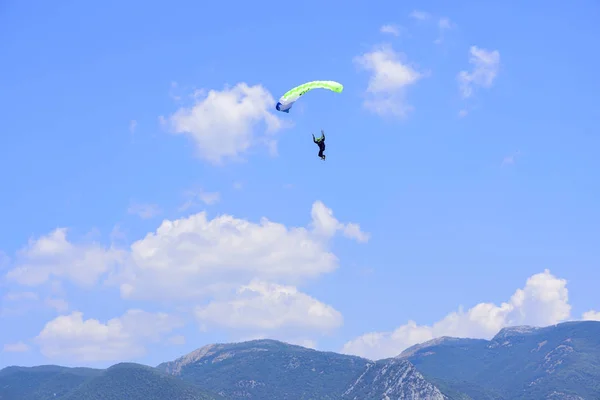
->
2;0;600;367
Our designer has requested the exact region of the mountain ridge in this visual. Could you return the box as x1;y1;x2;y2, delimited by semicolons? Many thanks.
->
2;321;600;400
404;320;600;400
157;337;444;399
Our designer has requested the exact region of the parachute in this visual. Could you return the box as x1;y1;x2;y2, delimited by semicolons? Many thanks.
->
275;80;343;113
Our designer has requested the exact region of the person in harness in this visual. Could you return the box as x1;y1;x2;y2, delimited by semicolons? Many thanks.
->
312;130;326;160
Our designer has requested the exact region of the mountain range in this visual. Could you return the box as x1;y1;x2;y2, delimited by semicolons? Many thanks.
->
1;321;599;400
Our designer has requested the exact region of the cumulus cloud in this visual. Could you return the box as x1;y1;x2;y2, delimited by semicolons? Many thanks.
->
3;200;365;307
112;201;367;302
380;24;401;36
128;202;161;219
4;201;366;347
162;83;283;164
354;45;423;117
458;46;500;98
195;279;343;335
342;269;572;360
3;341;30;353
35;310;183;363
311;201;370;242
5;228;124;287
355;47;422;93
582;310;600;321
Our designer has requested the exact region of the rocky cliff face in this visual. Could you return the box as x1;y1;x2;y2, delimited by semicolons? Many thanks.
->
343;358;447;400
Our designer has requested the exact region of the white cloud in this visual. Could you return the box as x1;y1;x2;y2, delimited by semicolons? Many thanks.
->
582;310;600;321
162;83;283;165
342;269;572;360
0;251;9;270
458;46;500;98
4;201;366;316
169;81;182;102
434;17;454;44
458;109;468;118
179;187;221;211
195;279;343;334
3;341;30;353
438;17;452;30
380;24;401;36
3;291;39;301
356;47;422;93
129;120;137;134
45;298;69;313
198;191;220;205
409;11;453;32
311;201;370;243
5;228;124;287
128;202;161;220
4;201;365;343
409;10;430;21
1;291;67;315
343;223;370;243
49;280;65;296
167;335;186;345
35;310;183;362
354;45;423;117
114;200;368;301
109;224;127;245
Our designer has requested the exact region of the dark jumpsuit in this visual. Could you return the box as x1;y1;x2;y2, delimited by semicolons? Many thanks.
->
313;131;326;160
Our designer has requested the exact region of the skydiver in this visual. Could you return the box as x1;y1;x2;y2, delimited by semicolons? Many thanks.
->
312;130;326;160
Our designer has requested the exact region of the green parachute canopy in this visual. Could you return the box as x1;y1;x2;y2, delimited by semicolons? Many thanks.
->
276;80;343;113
